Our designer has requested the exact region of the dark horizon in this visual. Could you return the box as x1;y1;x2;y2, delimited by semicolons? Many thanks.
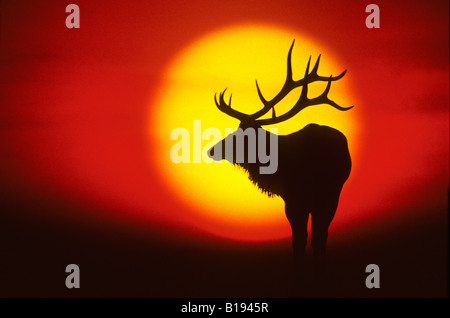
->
0;0;448;299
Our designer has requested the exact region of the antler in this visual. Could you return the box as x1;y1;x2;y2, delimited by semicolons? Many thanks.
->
214;40;353;125
214;88;253;121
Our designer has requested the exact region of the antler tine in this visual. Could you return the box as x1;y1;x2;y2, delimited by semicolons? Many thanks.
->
255;74;353;125
249;40;297;119
255;80;268;105
214;41;353;125
285;39;295;85
250;41;348;122
304;56;311;78
311;54;321;75
219;89;232;108
299;56;312;103
214;92;220;108
214;88;251;121
255;57;352;126
302;54;347;83
308;76;354;111
255;42;354;125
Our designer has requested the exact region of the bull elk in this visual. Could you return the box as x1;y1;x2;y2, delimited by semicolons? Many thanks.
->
207;40;353;273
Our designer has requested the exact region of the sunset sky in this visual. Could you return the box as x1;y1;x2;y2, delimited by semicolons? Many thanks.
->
0;0;448;297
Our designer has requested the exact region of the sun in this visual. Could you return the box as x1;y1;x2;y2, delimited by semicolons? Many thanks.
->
150;23;360;242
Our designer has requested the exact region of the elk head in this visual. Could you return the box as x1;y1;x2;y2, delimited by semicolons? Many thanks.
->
207;40;353;175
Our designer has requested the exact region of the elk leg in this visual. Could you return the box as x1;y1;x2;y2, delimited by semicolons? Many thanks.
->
310;192;340;270
284;202;309;267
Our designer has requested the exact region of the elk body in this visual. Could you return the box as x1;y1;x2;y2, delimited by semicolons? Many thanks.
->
208;41;353;271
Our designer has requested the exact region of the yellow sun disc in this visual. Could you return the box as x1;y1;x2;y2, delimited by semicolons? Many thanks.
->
151;23;360;241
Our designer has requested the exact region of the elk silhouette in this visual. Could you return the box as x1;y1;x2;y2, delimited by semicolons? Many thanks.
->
207;40;353;272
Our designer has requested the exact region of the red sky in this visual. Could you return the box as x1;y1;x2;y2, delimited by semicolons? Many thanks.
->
0;0;448;244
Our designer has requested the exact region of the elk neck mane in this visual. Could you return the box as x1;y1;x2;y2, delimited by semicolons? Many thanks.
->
232;160;279;198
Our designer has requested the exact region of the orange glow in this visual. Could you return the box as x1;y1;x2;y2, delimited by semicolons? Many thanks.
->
151;24;361;241
2;1;447;248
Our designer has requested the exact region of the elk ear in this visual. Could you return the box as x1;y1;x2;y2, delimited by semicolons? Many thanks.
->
208;147;215;158
207;143;223;161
